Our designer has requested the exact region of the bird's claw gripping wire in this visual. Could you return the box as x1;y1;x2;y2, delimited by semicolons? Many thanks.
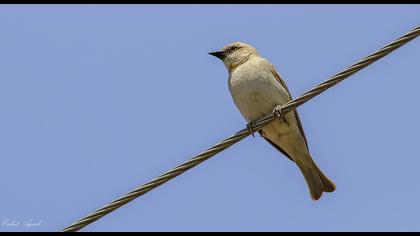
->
273;105;286;123
247;122;256;138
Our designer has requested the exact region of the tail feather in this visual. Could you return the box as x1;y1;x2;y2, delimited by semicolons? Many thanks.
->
314;164;336;193
297;159;336;200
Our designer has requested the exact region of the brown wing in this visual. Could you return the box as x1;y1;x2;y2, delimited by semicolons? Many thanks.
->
270;67;309;150
261;135;295;162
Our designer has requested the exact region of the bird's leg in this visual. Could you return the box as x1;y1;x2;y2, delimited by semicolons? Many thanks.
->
273;105;287;123
247;121;256;138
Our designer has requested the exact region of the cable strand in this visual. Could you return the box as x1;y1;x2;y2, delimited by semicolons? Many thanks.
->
61;26;419;232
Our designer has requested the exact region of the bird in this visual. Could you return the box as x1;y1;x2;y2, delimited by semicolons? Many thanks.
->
209;42;335;200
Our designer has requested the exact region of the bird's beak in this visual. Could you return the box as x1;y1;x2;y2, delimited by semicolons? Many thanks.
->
208;50;226;60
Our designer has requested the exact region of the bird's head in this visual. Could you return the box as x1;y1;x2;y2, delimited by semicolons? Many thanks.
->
209;42;260;73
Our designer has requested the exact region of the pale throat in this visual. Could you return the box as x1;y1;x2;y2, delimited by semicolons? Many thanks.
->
225;53;253;73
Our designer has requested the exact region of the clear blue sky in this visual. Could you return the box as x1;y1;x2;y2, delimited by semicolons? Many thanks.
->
0;4;419;232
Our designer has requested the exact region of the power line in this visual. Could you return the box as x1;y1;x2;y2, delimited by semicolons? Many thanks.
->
61;26;419;232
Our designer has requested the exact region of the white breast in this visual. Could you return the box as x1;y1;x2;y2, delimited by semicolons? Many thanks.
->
228;57;290;122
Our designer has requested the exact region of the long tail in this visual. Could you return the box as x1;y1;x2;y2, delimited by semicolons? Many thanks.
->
296;157;336;201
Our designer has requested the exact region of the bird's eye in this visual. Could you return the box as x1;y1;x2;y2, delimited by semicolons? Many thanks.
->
226;45;239;53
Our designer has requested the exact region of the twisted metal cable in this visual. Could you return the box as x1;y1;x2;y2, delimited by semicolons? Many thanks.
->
62;26;419;232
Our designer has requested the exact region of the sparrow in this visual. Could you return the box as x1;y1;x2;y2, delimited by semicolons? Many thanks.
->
209;42;335;200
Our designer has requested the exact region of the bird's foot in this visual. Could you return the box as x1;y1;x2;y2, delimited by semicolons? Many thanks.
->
247;122;256;138
273;105;286;123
